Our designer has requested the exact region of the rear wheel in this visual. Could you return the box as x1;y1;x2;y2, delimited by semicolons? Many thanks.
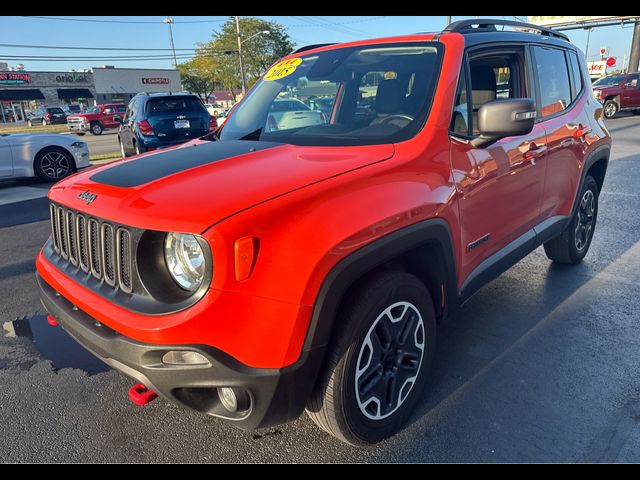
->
41;119;47;126
90;122;103;135
34;147;74;182
544;175;598;264
603;100;619;119
306;271;436;445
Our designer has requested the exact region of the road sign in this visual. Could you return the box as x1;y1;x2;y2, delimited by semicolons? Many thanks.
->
600;47;608;56
606;57;616;67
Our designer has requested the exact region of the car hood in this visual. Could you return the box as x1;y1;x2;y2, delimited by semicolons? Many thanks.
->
48;140;395;233
592;84;619;93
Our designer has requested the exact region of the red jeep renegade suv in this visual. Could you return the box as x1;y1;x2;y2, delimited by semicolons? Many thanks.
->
37;19;611;445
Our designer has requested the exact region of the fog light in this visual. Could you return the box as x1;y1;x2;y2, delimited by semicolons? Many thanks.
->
162;350;210;366
218;387;250;413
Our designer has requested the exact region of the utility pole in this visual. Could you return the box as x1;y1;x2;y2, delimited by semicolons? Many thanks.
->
629;18;640;73
446;16;452;26
164;17;178;68
236;16;247;96
585;27;592;61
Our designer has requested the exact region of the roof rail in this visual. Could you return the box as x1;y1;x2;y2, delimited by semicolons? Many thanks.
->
442;18;570;42
291;43;337;54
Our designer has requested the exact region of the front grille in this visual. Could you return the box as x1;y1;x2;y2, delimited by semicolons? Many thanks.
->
66;117;84;125
49;203;133;293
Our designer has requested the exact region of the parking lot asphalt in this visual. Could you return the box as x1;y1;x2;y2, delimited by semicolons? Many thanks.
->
1;114;640;463
70;130;120;156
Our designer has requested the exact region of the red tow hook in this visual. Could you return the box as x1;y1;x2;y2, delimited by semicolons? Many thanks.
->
47;315;59;327
128;383;158;406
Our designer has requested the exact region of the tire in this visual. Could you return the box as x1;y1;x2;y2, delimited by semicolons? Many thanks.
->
90;122;103;135
544;175;599;265
34;147;74;182
41;119;47;126
28;120;33;127
306;270;437;445
603;100;619;119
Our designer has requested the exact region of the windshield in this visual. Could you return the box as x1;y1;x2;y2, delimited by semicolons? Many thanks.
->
593;75;625;86
219;42;443;146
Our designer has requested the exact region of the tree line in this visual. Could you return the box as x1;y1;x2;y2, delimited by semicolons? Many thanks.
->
178;17;295;104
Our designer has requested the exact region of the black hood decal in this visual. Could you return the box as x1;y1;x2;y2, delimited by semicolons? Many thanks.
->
90;140;283;188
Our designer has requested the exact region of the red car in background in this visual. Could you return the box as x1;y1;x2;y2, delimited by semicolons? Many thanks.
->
66;103;127;135
592;72;640;118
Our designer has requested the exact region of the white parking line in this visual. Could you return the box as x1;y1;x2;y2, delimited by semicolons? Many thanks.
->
0;186;48;206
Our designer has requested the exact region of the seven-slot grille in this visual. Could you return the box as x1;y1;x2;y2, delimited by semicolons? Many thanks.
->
49;203;133;293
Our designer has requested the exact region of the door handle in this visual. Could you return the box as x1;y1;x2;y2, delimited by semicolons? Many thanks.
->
523;145;547;165
572;123;592;139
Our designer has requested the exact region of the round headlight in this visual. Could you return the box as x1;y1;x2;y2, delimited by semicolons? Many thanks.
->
164;233;206;292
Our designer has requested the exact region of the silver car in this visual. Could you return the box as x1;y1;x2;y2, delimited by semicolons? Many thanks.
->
0;133;90;182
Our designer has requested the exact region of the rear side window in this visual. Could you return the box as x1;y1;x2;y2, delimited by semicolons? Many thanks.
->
145;97;206;115
568;51;583;101
532;46;572;118
117;105;127;113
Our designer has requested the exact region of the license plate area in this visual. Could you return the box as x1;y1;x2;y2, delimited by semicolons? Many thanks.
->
174;120;190;129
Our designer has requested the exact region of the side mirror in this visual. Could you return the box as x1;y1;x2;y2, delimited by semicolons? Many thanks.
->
471;98;537;148
113;115;122;123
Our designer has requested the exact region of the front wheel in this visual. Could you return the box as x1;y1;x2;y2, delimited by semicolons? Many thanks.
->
603;100;619;119
544;175;599;264
90;122;103;135
34;147;74;182
306;271;436;445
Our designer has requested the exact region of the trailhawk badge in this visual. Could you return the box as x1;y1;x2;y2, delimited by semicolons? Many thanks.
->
77;190;97;204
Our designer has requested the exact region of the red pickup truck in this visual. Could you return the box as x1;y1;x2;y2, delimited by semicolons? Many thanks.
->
592;72;640;118
67;104;127;135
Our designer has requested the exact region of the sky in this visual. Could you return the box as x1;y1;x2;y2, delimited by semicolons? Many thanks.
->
0;16;636;72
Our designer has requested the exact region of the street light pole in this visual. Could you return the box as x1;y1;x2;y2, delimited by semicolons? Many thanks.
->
235;16;247;96
164;17;178;68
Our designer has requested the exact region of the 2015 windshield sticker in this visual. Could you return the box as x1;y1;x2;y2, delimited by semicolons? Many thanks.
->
264;58;303;81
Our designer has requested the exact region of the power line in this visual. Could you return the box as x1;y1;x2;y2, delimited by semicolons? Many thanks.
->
21;15;226;24
0;43;201;51
278;16;387;28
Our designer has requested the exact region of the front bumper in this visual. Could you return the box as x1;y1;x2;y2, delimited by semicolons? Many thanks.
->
71;146;90;168
68;122;90;132
37;273;323;429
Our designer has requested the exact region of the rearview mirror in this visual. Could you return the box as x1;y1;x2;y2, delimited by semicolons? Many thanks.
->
471;98;537;148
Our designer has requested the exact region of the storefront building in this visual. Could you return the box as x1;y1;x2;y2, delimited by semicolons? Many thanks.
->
0;66;182;123
0;70;95;123
92;67;182;105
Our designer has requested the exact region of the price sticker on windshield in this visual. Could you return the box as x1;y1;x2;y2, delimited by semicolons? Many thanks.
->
264;58;302;81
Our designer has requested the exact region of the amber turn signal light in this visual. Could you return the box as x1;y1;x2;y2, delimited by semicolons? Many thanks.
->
234;236;259;282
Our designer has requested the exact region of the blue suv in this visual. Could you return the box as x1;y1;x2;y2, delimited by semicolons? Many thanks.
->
118;93;216;157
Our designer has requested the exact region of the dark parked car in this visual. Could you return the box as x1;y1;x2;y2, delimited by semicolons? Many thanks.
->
61;104;82;115
118;93;216;156
27;106;67;126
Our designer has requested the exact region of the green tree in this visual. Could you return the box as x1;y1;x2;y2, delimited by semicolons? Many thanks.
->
203;17;295;97
177;48;223;102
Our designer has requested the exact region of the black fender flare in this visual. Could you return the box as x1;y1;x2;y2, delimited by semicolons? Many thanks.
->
303;217;458;354
571;143;610;218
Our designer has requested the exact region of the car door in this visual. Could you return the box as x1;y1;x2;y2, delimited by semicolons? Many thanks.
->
102;105;117;128
621;73;640;107
121;99;137;150
450;47;547;283
0;136;13;178
532;46;589;218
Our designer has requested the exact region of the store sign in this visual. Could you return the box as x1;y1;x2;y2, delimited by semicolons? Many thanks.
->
0;73;31;85
587;61;607;76
142;77;170;85
55;72;89;83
